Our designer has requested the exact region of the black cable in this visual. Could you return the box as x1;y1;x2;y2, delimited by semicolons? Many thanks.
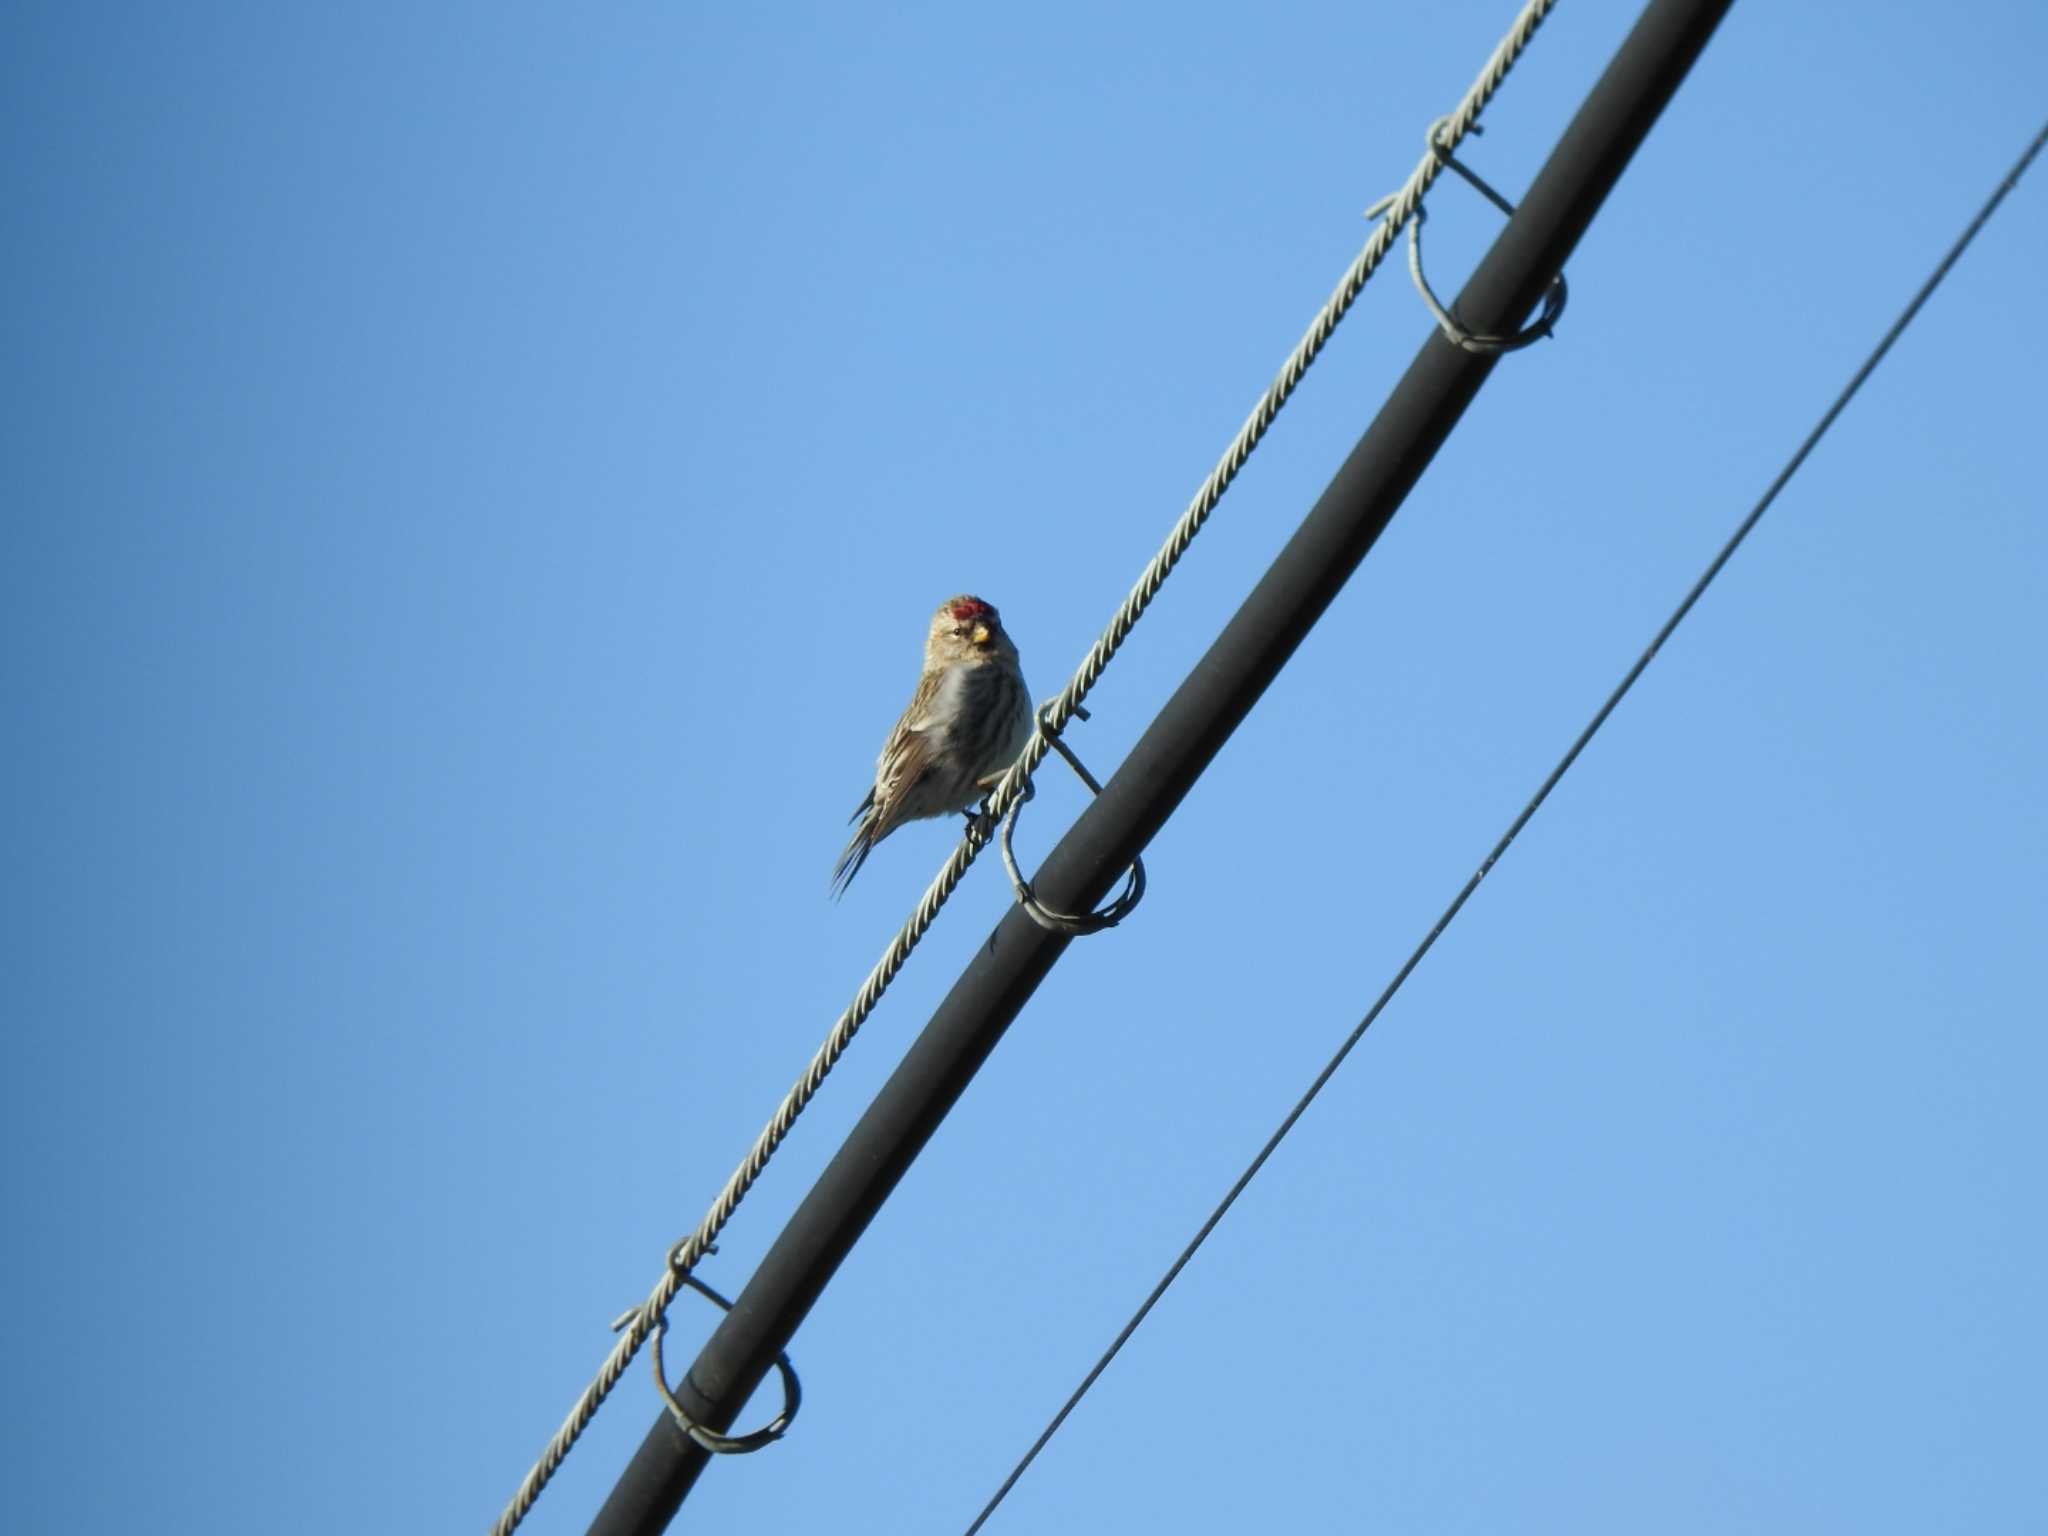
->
592;1;1735;1523
963;113;2048;1536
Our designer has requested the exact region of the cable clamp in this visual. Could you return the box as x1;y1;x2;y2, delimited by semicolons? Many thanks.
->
1367;118;1568;354
998;702;1146;935
610;1251;802;1456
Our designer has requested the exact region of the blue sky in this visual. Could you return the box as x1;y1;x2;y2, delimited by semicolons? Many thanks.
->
7;4;2046;1533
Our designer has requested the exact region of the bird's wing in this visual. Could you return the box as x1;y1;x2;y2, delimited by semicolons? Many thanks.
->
831;708;934;896
832;671;955;897
866;716;937;844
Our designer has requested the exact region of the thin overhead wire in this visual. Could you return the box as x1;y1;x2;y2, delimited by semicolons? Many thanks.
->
488;3;1563;1530
959;114;2048;1536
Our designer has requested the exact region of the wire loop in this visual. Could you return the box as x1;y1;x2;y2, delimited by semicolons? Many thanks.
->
999;704;1145;934
1367;118;1567;354
612;1269;802;1456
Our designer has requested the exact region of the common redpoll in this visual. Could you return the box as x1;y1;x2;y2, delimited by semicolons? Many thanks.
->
832;594;1033;895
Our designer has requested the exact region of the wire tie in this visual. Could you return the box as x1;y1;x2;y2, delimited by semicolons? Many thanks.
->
611;1270;802;1456
1365;118;1568;354
998;702;1146;934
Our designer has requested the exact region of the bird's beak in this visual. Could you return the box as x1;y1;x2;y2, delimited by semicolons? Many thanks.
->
971;622;992;645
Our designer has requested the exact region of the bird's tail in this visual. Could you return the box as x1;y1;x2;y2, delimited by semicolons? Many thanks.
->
830;788;878;898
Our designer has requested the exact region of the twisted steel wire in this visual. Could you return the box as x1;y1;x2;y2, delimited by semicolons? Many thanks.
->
1009;0;1558;778
490;3;1557;1529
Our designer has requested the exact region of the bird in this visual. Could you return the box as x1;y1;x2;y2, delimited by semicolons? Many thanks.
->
833;594;1033;895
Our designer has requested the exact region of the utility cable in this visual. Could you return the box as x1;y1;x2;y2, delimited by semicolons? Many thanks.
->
962;111;2048;1536
486;5;1565;1530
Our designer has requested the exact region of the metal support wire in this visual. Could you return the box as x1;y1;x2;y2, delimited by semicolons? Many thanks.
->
960;101;2048;1536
